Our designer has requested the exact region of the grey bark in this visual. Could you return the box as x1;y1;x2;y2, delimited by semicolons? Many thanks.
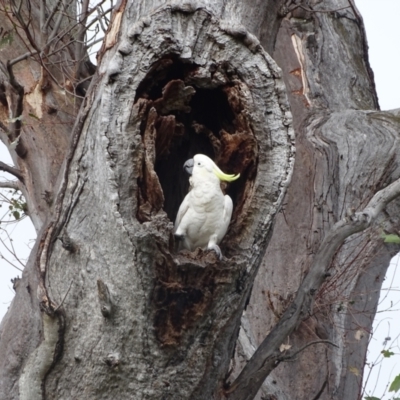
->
1;0;400;400
232;2;400;399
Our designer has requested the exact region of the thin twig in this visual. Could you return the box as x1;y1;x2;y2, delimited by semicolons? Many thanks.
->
53;279;74;312
7;0;105;83
47;0;72;44
0;254;23;272
40;0;46;40
43;0;64;31
278;340;338;362
75;0;91;62
40;59;85;99
8;49;40;67
85;36;104;50
0;181;20;191
85;6;113;32
0;229;25;268
8;0;40;52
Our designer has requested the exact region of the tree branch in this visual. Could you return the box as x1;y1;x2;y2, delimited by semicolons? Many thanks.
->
4;61;27;158
0;161;24;182
70;0;93;83
47;0;73;45
43;0;64;31
278;340;338;362
40;0;46;43
8;49;40;68
7;0;75;67
0;180;20;191
227;177;400;400
8;0;40;52
84;6;113;33
0;254;23;272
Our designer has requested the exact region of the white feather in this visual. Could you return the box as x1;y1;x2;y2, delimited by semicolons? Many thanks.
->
174;154;235;258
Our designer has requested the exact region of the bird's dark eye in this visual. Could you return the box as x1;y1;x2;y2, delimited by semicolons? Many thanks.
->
198;162;201;165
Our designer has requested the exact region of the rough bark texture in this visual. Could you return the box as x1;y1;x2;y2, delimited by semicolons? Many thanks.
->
232;2;400;399
1;0;400;399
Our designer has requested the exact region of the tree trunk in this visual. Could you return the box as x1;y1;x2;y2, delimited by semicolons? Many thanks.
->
231;2;400;399
1;1;400;399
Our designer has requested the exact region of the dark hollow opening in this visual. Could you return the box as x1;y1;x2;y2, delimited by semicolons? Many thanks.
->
135;57;259;346
135;56;257;244
189;87;235;135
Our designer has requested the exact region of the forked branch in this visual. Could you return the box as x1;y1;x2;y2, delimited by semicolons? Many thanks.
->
227;177;400;400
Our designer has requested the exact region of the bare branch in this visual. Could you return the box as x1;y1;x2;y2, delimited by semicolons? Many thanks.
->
4;62;27;157
43;0;64;31
0;180;20;191
75;0;91;62
8;49;40;67
8;0;40;52
6;0;102;95
0;228;26;268
10;0;76;67
40;58;85;99
227;177;400;400
85;36;104;51
85;7;113;30
0;254;23;272
40;0;46;41
278;340;338;362
47;0;74;44
85;6;113;33
0;161;24;182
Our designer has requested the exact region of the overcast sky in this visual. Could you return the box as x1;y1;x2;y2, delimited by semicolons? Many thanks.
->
0;1;399;398
356;0;400;111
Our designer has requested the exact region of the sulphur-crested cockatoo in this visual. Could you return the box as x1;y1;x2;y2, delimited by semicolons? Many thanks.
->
174;154;240;259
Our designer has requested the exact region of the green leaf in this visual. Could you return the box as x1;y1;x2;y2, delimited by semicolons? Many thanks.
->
389;374;400;392
381;350;395;358
381;233;400;243
364;396;381;400
12;210;20;220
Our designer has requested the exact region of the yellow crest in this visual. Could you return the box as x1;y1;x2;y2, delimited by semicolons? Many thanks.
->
213;166;240;182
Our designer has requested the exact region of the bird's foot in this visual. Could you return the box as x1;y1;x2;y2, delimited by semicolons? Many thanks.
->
207;243;223;260
174;233;185;241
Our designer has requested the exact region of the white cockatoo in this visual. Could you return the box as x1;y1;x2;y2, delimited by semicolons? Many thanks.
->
174;154;240;259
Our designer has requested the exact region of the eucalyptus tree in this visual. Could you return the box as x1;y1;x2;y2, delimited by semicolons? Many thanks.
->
1;0;399;399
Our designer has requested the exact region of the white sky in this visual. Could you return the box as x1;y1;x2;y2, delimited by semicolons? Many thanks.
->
0;1;399;398
356;0;400;111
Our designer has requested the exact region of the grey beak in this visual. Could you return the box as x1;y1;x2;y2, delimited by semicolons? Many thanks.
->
183;158;194;175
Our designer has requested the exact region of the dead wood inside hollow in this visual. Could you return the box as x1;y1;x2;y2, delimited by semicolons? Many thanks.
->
135;56;258;239
132;57;260;347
